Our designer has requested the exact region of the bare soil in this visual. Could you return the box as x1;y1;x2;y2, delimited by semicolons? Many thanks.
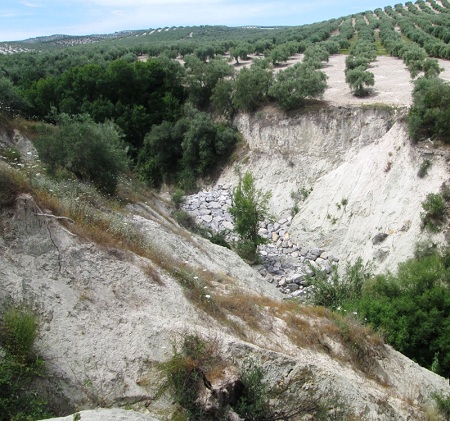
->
322;54;414;106
143;52;450;107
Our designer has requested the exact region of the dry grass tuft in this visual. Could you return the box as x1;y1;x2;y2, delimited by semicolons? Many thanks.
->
210;290;387;383
215;293;264;332
0;164;30;208
141;263;165;286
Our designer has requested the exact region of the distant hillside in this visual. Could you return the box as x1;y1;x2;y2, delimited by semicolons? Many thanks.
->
1;0;450;55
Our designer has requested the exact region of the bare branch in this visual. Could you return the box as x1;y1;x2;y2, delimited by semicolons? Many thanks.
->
35;213;75;224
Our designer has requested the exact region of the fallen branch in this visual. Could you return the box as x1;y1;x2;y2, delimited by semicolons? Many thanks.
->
35;213;75;224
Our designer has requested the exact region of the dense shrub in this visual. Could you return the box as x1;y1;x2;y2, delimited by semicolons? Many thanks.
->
408;77;450;143
308;258;369;310
421;192;447;231
0;76;30;114
353;251;450;377
310;249;450;377
26;57;185;150
34;113;129;194
138;109;237;190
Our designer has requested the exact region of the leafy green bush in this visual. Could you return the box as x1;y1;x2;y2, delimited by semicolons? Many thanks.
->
352;250;450;377
235;360;271;420
421;192;447;232
173;209;197;231
171;189;186;209
159;335;221;420
230;171;271;260
205;230;230;249
172;208;230;249
234;239;260;263
408;77;450;143
0;163;29;208
0;147;21;163
433;392;450;420
0;305;54;420
2;306;38;363
308;258;368;310
34;113;129;195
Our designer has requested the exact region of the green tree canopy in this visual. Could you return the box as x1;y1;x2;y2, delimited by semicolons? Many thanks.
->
138;109;237;190
270;46;290;66
34;113;129;194
184;55;234;109
26;57;185;150
269;63;327;110
232;61;273;112
345;68;375;97
230;171;271;257
408;77;450;142
0;76;30;113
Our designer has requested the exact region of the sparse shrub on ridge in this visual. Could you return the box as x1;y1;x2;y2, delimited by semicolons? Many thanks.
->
418;159;432;178
421;192;447;232
159;334;221;420
234;359;271;420
433;392;450;420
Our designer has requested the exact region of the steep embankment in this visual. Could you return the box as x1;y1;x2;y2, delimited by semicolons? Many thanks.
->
1;128;449;420
217;105;448;273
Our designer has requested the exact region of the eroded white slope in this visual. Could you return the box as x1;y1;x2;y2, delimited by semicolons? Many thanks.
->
217;106;448;272
289;121;448;271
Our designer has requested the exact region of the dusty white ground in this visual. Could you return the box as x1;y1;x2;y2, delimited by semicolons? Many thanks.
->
231;54;415;105
168;53;450;107
322;55;414;106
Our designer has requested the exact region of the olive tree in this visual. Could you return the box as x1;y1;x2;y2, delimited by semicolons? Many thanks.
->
232;60;273;112
34;113;129;194
269;63;327;110
345;68;375;97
